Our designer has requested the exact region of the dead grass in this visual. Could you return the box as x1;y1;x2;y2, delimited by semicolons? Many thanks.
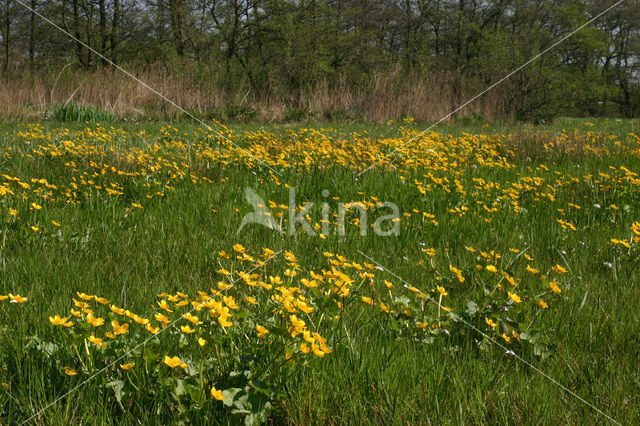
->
0;64;511;123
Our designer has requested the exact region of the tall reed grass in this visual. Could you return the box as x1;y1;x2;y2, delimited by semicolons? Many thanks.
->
0;65;510;122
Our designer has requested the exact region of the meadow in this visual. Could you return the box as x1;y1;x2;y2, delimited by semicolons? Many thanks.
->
0;117;639;424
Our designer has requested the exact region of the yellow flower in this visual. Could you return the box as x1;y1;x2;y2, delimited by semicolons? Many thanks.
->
232;243;245;253
77;292;93;301
549;281;562;293
120;363;135;370
486;265;498;273
301;278;319;288
87;335;105;347
73;299;89;309
9;294;28;303
485;318;498;328
31;202;42;210
422;248;437;256
436;286;448;296
218;316;233;327
320;343;333;354
501;272;518;286
51;220;61;227
180;325;196;334
552;264;568;274
256;324;269;339
30;226;39;232
501;333;511;343
155;312;170;325
537;300;549;309
146;324;160;334
211;385;225;400
361;296;375;305
300;343;310;354
49;315;69;326
508;292;522;303
223;296;239;310
526;264;540;274
183;312;203;325
296;300;314;314
110;305;125;315
311;343;325;357
157;299;173;312
163;356;187;369
449;265;465;283
111;320;129;335
9;208;17;216
198;338;207;346
86;313;105;327
62;366;77;376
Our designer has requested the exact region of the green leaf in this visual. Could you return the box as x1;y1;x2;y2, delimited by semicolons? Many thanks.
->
222;387;243;407
186;383;205;404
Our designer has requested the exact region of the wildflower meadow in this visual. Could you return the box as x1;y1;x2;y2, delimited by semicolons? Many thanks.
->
0;118;638;424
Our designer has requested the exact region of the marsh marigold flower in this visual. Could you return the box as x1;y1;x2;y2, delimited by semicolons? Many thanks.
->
163;356;187;369
211;385;225;400
9;294;27;303
256;324;269;339
485;318;498;328
62;366;77;376
508;292;522;303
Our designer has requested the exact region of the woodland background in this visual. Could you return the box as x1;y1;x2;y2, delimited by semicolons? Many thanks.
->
0;0;638;122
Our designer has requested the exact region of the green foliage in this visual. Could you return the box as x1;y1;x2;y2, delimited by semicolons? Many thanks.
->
1;120;640;424
214;105;258;123
51;104;115;123
6;1;638;121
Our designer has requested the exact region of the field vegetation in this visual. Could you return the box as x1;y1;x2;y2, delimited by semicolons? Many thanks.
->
0;118;639;424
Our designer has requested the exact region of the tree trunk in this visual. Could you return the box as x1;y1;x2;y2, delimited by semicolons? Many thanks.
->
99;0;107;65
72;0;85;67
3;0;9;72
29;0;36;64
169;0;185;56
111;0;119;63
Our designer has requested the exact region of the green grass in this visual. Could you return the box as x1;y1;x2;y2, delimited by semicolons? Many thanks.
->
50;104;115;123
0;119;639;424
